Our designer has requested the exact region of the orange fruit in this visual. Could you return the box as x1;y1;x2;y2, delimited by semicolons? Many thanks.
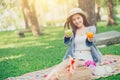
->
87;32;94;38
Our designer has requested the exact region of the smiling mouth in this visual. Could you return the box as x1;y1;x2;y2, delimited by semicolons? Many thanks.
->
76;21;81;25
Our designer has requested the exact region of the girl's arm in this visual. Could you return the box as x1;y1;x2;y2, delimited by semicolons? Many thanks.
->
64;36;73;46
64;37;70;44
64;31;73;45
86;25;96;46
87;25;96;43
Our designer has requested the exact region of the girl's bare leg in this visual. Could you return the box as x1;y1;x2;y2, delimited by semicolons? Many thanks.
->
46;59;69;80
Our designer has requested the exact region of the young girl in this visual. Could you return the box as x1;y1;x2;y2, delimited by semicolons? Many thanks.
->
46;8;103;80
63;8;102;64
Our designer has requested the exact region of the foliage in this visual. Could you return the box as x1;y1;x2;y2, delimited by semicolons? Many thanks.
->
96;0;120;7
0;0;24;31
0;0;120;31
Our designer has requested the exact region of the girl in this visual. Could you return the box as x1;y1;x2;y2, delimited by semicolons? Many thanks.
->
63;8;102;64
46;8;102;80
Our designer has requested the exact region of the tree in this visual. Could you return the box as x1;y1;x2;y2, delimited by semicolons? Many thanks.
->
95;0;101;21
22;7;29;29
20;0;41;36
78;0;96;26
107;0;116;26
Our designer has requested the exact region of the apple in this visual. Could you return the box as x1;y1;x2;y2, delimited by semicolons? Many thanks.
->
65;30;72;36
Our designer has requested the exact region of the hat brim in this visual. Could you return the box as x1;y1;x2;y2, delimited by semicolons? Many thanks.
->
67;8;87;18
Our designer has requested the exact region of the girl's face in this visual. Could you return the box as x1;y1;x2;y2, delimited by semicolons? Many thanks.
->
72;14;84;28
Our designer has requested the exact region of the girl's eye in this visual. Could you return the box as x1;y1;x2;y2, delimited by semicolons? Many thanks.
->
72;18;75;21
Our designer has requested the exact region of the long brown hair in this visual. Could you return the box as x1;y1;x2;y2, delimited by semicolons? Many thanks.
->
64;13;90;36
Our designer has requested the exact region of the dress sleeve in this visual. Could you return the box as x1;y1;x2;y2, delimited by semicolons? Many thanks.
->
89;25;96;33
64;37;71;44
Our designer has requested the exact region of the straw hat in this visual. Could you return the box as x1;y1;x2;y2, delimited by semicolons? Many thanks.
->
68;8;87;18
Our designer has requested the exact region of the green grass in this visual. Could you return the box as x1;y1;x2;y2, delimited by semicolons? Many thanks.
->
0;22;120;80
97;22;120;33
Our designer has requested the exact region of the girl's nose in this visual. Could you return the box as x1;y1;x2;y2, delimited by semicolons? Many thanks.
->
75;19;80;23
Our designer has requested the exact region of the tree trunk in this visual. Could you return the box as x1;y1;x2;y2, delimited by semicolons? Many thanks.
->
20;0;40;36
78;0;96;26
96;0;101;22
107;0;116;26
96;6;101;21
22;7;29;29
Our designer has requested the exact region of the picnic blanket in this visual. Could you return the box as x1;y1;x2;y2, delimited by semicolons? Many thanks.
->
5;55;120;80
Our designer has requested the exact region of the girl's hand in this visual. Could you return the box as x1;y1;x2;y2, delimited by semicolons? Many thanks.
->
88;38;93;42
65;34;71;38
65;30;72;38
87;32;94;42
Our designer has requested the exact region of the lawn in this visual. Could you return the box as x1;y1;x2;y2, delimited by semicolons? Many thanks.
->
0;22;120;80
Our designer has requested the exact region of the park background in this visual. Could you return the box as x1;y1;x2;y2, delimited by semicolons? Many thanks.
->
0;0;120;80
